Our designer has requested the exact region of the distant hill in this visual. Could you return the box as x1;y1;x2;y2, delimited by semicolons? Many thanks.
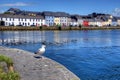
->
4;8;42;16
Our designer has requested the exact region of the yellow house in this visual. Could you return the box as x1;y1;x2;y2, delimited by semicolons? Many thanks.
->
102;21;109;26
54;17;60;26
100;15;112;26
102;19;112;26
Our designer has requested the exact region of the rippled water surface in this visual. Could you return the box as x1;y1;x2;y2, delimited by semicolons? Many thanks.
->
0;30;120;80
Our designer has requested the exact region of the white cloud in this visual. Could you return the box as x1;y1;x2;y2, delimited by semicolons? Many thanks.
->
112;8;120;16
0;2;31;7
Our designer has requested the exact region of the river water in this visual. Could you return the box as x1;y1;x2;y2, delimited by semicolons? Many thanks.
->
0;30;120;80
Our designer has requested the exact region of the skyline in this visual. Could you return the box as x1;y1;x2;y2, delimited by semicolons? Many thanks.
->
0;0;120;16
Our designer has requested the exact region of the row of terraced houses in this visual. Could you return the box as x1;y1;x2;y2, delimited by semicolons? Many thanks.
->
0;8;120;27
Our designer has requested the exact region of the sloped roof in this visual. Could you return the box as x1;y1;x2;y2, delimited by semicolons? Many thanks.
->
71;15;82;20
54;12;70;17
42;11;70;17
0;14;44;19
116;17;120;19
112;17;117;22
42;11;55;16
71;18;77;22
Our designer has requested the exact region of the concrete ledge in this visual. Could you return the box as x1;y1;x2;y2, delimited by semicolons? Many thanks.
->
0;26;120;31
0;46;80;80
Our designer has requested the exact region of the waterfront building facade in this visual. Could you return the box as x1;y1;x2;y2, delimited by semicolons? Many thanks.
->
0;14;45;26
42;12;55;26
0;8;120;27
71;15;83;26
55;12;70;27
117;17;120;26
89;19;96;26
54;17;60;26
70;19;78;26
42;12;70;27
67;17;71;26
111;17;118;26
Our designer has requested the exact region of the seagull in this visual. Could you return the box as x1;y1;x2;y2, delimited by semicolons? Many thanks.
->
34;43;46;59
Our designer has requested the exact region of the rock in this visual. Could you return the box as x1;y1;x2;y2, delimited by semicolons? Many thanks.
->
0;46;80;80
0;62;8;72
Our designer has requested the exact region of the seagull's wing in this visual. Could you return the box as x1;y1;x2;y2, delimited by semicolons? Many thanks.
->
37;48;45;55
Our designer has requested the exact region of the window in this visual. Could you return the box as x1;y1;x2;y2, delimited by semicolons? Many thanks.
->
11;18;13;21
6;22;8;25
19;22;21;25
12;22;14;25
25;23;27;26
28;23;30;26
37;19;39;22
10;18;11;21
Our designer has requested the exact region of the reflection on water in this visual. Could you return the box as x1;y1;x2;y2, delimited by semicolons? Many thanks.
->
0;30;120;80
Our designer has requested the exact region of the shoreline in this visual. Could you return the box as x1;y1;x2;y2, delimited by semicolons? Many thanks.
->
0;46;80;80
0;26;120;31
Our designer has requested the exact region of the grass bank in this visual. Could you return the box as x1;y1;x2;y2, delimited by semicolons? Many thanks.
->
0;26;120;31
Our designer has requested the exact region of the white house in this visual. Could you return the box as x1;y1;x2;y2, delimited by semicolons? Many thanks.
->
70;18;78;26
0;14;45;27
117;17;120;26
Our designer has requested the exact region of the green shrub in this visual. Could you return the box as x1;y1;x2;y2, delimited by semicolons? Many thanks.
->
0;55;13;67
39;26;42;30
0;55;20;80
58;26;61;30
0;71;20;80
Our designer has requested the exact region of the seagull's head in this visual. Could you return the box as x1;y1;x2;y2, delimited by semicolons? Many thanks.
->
42;44;46;48
41;42;46;48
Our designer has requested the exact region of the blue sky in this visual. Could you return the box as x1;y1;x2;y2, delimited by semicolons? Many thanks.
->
0;0;120;16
